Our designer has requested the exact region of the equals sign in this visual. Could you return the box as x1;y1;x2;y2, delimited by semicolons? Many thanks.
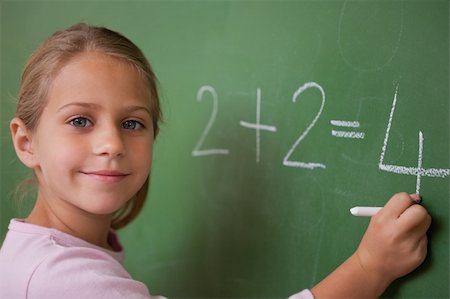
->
330;120;365;139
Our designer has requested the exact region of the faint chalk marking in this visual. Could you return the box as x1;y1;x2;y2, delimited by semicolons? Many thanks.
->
337;0;404;72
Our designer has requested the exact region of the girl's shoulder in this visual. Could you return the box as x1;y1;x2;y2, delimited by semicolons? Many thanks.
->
0;219;153;299
3;219;124;261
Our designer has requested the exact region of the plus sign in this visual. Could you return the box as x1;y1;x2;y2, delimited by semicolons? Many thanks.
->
240;88;277;163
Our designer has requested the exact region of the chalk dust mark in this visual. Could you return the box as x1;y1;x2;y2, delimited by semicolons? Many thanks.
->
337;0;404;72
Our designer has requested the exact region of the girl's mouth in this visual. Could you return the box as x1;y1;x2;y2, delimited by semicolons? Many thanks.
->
81;170;129;183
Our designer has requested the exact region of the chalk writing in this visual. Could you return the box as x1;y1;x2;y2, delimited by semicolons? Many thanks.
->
378;84;449;193
331;130;365;139
330;120;365;139
192;82;449;191
239;88;277;163
283;82;326;169
330;120;360;127
192;85;230;157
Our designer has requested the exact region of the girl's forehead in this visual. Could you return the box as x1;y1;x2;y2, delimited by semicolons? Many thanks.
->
47;52;151;108
57;52;139;77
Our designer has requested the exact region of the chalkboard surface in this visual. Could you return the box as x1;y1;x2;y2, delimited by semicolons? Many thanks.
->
1;1;449;298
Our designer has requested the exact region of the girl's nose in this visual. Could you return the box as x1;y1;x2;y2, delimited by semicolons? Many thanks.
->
93;125;126;158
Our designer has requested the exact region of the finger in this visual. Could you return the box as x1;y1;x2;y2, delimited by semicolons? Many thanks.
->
399;204;432;235
379;192;416;219
409;193;422;204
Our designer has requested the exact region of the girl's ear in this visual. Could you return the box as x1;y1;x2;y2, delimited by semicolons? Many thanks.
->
10;117;38;168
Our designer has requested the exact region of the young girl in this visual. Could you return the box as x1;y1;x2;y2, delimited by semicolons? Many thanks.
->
0;23;431;299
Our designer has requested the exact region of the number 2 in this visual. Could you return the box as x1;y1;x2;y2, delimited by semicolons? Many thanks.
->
283;82;326;169
192;85;230;157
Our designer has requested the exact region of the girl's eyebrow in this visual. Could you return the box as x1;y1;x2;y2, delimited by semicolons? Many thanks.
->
57;102;151;116
124;105;152;116
57;102;100;112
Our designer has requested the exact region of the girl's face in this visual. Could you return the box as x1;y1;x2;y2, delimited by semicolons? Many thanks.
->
30;52;154;217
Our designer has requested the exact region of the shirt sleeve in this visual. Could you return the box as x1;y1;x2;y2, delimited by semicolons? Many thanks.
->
288;289;315;299
27;247;166;299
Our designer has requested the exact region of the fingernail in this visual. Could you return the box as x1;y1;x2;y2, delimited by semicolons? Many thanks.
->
411;194;422;204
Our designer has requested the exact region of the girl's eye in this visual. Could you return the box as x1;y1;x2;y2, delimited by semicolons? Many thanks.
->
69;117;92;128
122;120;143;130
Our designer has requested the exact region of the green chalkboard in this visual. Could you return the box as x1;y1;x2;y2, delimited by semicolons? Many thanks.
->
1;1;449;298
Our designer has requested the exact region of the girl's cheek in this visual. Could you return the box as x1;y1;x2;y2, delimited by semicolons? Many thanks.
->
135;142;153;167
49;136;86;163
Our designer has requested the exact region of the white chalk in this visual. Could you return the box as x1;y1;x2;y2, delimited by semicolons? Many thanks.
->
350;207;382;216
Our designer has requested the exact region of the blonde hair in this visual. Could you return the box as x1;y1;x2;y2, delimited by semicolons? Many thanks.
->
16;22;161;229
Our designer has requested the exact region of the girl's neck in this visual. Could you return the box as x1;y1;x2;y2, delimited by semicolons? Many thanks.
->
27;193;114;250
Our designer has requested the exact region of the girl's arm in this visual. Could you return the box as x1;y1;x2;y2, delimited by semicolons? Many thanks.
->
311;192;431;299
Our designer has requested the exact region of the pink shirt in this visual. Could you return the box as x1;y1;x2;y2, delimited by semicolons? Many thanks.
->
0;219;313;299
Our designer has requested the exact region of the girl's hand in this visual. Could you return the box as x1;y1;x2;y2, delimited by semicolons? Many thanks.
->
310;192;431;299
355;192;431;286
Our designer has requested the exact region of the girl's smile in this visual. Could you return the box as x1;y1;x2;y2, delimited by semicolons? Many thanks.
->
80;170;130;184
